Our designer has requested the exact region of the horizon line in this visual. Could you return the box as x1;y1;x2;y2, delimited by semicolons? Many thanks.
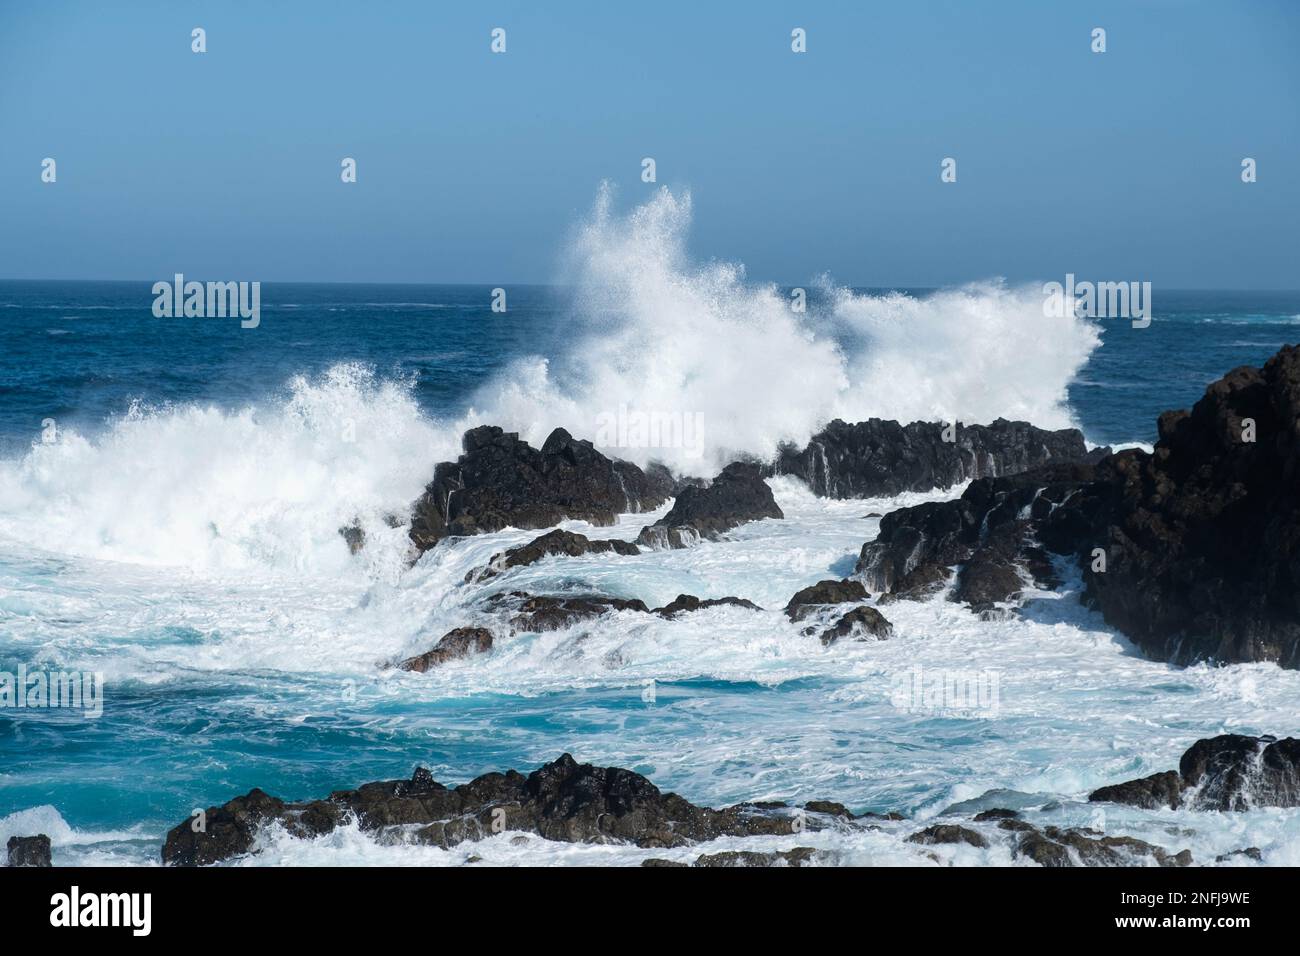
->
2;277;1298;295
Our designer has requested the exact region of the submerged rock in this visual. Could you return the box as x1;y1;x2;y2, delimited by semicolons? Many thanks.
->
504;594;650;632
6;834;52;867
691;847;822;867
769;417;1104;499
906;824;988;849
651;594;762;617
637;461;782;549
466;529;639;582
398;627;495;672
408;426;672;558
1088;734;1300;811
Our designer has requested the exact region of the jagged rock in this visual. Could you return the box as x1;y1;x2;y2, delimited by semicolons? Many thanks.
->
1089;734;1300;811
906;824;988;848
816;606;893;645
503;594;650;632
339;524;365;554
162;754;803;866
1015;831;1073;867
637;462;782;549
1088;771;1184;810
1216;847;1263;863
769;418;1105;499
162;788;288;867
398;627;495;672
692;847;820;867
652;594;762;617
785;579;869;622
466;529;639;582
803;800;854;818
973;808;1020;822
855;463;1096;611
1050;346;1300;667
408;426;672;557
6;835;52;867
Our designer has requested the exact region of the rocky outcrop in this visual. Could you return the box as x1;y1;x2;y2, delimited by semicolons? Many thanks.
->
398;627;494;672
1088;734;1300;811
782;578;892;644
6;835;52;867
862;346;1300;665
818;606;893;645
1008;824;1191;868
637;462;782;549
784;579;870;621
408;426;673;557
854;463;1092;611
466;529;639;582
770;418;1105;499
906;824;987;848
651;594;762;617
1062;346;1300;667
162;754;813;866
479;592;649;633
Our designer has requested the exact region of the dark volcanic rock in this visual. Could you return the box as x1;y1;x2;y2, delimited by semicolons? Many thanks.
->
1089;734;1300;811
785;579;870;622
162;754;803;866
769;417;1104;499
817;606;893;645
637;461;782;549
408;426;672;557
339;524;365;554
1088;771;1183;811
398;627;495;672
466;529;639;582
973;808;1020;822
692;847;821;867
503;594;650;632
855;463;1093;609
1059;346;1300;667
1008;823;1191;868
162;788;288;867
652;594;762;617
6;834;52;867
906;824;988;849
1216;847;1263;863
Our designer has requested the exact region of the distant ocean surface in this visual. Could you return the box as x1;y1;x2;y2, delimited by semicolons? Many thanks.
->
2;281;1297;455
2;271;1299;866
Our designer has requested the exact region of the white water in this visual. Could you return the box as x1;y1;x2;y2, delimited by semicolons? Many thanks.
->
471;184;1100;473
4;478;1299;866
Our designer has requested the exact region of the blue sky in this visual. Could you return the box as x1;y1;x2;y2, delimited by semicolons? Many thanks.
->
1;0;1296;288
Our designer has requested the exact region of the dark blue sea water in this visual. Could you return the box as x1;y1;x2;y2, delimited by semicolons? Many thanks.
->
2;279;1299;866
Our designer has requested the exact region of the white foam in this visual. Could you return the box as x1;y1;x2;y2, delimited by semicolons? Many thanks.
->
466;185;1100;474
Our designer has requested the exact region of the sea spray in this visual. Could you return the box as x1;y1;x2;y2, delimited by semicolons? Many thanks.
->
466;185;1101;473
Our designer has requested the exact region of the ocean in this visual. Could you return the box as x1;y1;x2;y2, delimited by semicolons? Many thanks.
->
2;234;1300;865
